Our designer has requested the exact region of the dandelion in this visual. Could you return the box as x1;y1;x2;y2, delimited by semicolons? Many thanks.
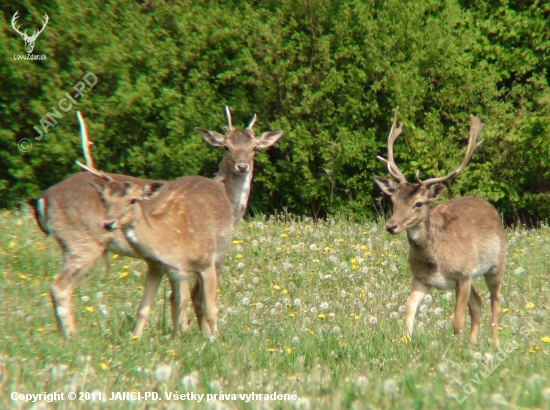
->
472;352;482;361
483;353;493;363
419;305;427;313
329;312;335;319
80;295;90;303
154;364;172;382
443;292;453;301
382;378;399;395
320;302;329;311
241;297;250;306
491;393;506;405
310;307;318;314
292;336;300;345
293;299;302;308
424;295;433;304
256;302;264;310
436;320;447;329
354;375;368;390
385;303;392;310
527;374;544;386
98;305;108;317
389;312;399;320
324;274;332;280
368;316;378;325
367;292;374;299
514;266;525;275
542;387;550;401
124;302;132;311
398;305;406;313
436;362;448;374
340;290;346;298
433;308;443;316
332;326;341;334
360;267;369;274
541;336;550;343
286;348;292;354
309;244;317;251
96;292;104;301
180;371;199;390
237;262;245;269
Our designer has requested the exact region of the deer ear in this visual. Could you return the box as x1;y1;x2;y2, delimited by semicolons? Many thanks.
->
143;182;165;198
256;130;283;149
89;182;105;194
196;128;226;147
373;176;397;196
428;184;446;200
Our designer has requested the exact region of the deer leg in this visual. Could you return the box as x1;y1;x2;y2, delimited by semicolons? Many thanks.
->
453;279;472;346
169;279;190;337
191;280;205;332
198;265;218;338
485;268;502;348
134;262;163;337
103;252;110;277
50;247;104;337
468;286;482;343
405;278;430;337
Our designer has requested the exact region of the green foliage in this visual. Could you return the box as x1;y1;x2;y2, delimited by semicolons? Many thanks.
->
1;0;549;221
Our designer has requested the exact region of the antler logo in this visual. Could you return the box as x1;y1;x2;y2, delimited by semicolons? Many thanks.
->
11;10;49;54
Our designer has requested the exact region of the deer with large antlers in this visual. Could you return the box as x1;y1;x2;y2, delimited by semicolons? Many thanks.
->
77;110;283;337
11;11;49;54
33;108;282;338
374;108;505;347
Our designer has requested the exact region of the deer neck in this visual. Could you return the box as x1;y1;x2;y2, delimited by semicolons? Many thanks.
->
215;159;252;224
406;209;437;262
123;203;156;255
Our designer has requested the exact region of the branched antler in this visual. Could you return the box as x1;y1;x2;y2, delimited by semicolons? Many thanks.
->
376;107;407;183
415;115;484;186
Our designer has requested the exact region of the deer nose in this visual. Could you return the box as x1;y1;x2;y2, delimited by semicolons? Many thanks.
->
103;219;116;231
386;223;398;234
236;164;249;173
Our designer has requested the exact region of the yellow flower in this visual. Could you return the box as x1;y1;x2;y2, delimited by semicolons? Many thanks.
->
123;265;129;269
236;254;243;259
318;314;326;319
364;252;371;257
280;233;288;238
337;238;344;243
354;314;360;320
541;336;550;343
284;228;290;232
361;231;367;235
85;307;94;312
100;363;110;370
18;273;28;279
502;308;509;313
249;223;254;228
282;290;288;294
8;241;16;249
273;284;280;290
267;348;275;353
118;272;128;279
286;348;292;354
351;258;357;265
525;302;535;309
324;246;331;252
289;313;295;317
16;219;23;226
401;335;411;343
360;245;367;251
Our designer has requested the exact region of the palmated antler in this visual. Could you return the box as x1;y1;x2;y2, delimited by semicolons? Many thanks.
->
224;106;235;133
246;113;257;131
415;115;484;186
75;111;112;182
376;107;407;183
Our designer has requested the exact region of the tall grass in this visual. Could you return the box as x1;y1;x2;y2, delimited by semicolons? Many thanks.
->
1;210;549;409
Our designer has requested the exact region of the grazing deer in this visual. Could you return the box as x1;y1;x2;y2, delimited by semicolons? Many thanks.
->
78;112;283;337
374;108;505;347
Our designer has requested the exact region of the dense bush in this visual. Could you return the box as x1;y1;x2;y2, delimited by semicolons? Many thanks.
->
1;0;549;222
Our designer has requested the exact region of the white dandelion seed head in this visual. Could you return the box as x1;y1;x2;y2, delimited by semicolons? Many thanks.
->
382;378;399;394
436;362;448;374
339;261;348;269
443;292;454;301
154;364;173;382
309;244;317;251
491;393;506;405
324;274;332;280
237;262;245;269
252;277;260;284
360;267;369;274
256;302;264;310
389;312;399;320
328;312;335;319
292;336;300;345
483;353;494;362
320;302;329;311
180;370;199;390
398;305;406;313
309;307;318;314
419;305;427;313
541;387;550;401
386;303;393;310
354;375;368;390
514;266;525;275
367;292;374;299
241;297;251;306
340;290;347;298
208;378;222;392
472;352;482;361
96;291;104;301
293;299;302;307
235;244;243;252
433;308;443;316
436;320;447;329
368;316;378;325
424;295;433;304
80;295;90;303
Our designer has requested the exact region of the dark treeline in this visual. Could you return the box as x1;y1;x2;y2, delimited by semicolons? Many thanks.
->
1;0;549;223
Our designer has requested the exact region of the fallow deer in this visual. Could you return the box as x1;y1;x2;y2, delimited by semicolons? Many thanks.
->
79;112;283;337
34;109;282;338
374;108;505;347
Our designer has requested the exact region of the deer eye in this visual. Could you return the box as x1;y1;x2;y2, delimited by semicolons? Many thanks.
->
130;198;137;205
414;201;423;208
223;145;231;152
253;146;258;151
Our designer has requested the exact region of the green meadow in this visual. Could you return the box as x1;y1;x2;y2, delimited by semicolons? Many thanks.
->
1;209;550;409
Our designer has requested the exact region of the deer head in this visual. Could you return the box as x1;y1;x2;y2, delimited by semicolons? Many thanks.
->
195;106;283;176
11;11;49;54
374;107;485;234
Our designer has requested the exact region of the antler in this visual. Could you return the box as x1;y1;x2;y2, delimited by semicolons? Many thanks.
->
246;113;257;131
415;115;484;186
75;111;112;182
11;11;26;37
224;106;235;132
376;107;407;183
